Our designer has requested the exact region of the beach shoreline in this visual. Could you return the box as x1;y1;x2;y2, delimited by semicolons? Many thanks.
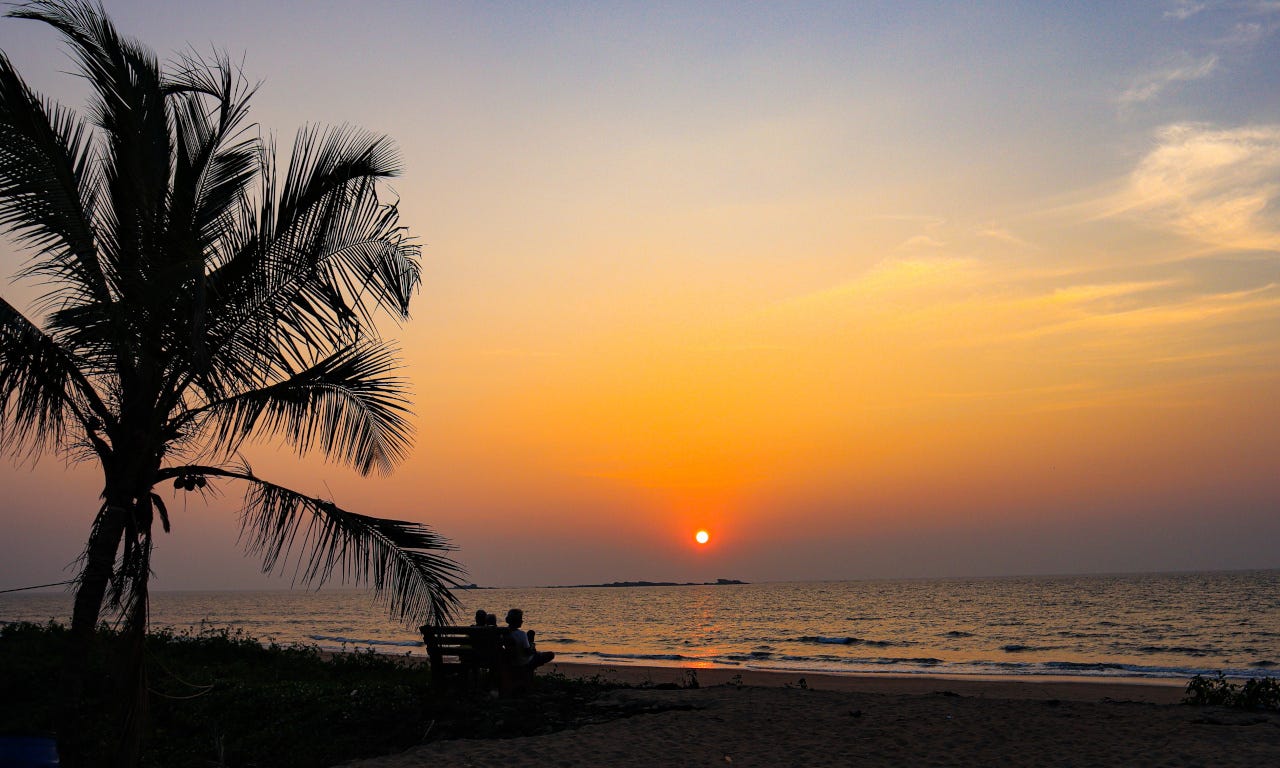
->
543;660;1188;702
343;660;1278;768
320;649;1190;703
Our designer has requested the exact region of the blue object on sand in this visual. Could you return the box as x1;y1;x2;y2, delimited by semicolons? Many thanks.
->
0;737;59;767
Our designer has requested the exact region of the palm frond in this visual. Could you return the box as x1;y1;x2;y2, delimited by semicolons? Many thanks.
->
298;179;421;323
0;295;107;459
166;49;258;255
187;341;413;475
189;128;419;403
157;52;259;401
13;1;172;297
227;127;416;333
0;50;104;307
196;465;463;625
273;125;400;244
255;489;463;625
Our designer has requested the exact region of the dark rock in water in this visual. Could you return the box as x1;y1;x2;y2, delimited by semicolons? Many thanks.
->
546;578;749;588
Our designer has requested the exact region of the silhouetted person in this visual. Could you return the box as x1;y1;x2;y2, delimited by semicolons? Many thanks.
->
504;608;555;668
485;613;498;627
474;609;488;626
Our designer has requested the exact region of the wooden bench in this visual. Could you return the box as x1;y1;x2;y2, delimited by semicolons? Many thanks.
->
419;625;534;696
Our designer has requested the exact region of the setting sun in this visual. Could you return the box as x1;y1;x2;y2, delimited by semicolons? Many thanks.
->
695;530;710;545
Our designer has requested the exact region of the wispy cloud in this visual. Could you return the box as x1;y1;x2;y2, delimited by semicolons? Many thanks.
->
976;226;1040;250
999;281;1280;343
1108;123;1280;250
1217;20;1270;45
478;348;557;358
1164;1;1209;21
1047;279;1182;305
1118;54;1219;105
776;255;976;309
746;116;1280;421
872;215;947;226
876;214;949;250
900;234;947;249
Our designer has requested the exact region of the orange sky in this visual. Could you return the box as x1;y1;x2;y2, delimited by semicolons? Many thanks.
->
1;2;1278;590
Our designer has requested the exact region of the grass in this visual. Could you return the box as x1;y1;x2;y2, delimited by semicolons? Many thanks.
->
0;622;627;767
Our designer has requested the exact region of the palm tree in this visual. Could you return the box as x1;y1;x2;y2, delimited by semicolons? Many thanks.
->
0;1;462;757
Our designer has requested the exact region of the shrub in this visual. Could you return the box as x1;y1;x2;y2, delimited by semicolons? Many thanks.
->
1184;673;1280;710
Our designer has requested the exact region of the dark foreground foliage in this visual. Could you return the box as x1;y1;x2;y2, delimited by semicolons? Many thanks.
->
0;622;627;767
1184;673;1280;711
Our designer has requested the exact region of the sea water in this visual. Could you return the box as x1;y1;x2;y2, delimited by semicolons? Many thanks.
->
3;570;1276;680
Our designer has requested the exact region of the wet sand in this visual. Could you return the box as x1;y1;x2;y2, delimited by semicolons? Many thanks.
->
340;662;1280;767
547;661;1189;702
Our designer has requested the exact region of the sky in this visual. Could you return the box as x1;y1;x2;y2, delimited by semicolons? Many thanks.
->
1;0;1278;592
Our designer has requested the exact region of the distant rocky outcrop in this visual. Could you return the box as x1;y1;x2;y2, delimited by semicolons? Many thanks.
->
546;578;747;589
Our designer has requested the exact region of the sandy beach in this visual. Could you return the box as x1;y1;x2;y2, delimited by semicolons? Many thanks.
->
340;662;1280;767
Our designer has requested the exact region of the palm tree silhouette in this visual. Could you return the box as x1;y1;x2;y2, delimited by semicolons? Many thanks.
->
0;2;462;756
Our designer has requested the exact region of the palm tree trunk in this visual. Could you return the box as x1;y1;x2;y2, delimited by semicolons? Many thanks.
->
59;502;128;767
71;503;127;636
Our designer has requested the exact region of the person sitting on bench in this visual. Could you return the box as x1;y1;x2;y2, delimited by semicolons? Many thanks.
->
503;608;555;669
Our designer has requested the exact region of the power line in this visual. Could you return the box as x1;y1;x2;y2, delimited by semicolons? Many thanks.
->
0;581;75;593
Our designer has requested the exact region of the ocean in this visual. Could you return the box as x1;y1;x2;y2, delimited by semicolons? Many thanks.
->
3;570;1276;681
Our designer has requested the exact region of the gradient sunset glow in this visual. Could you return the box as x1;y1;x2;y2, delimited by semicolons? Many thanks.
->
1;1;1277;591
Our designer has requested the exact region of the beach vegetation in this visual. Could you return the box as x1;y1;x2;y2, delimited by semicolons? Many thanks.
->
1184;673;1280;711
0;0;463;762
0;622;631;768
